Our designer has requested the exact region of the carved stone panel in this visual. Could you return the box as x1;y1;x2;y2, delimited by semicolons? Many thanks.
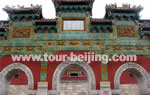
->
12;27;31;38
117;26;136;37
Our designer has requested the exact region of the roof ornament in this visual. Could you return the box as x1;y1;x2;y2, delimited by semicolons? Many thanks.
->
106;3;117;8
5;5;9;8
31;4;37;8
17;5;20;8
20;5;24;9
4;4;41;10
11;6;16;8
106;3;143;12
137;5;143;9
132;5;136;8
122;3;130;8
31;4;34;8
30;4;40;8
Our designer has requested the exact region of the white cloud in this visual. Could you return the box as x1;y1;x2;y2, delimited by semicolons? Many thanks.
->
0;0;149;20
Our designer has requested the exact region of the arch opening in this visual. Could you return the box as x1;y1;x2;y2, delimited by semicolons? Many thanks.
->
0;63;34;95
60;64;88;95
114;63;149;95
52;60;96;95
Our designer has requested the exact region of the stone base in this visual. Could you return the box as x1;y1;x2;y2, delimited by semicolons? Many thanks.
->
8;85;28;95
100;81;112;95
60;81;88;95
37;82;48;95
120;84;140;95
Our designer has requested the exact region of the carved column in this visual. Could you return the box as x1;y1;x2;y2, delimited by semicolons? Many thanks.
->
37;62;48;95
100;61;112;95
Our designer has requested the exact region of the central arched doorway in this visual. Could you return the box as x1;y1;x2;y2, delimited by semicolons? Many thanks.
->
60;64;88;95
114;62;150;95
52;60;96;95
0;63;34;95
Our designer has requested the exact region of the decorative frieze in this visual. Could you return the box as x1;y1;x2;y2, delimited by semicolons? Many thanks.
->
68;40;80;47
105;45;111;50
47;41;54;47
56;40;66;46
14;47;24;52
3;46;12;51
0;42;149;54
147;45;150;50
136;45;144;50
112;45;121;50
26;47;35;52
124;45;134;50
82;41;92;46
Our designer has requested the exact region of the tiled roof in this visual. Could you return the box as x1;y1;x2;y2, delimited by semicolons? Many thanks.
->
0;24;8;29
107;8;143;12
54;0;94;2
35;19;56;22
53;0;95;5
139;20;150;28
140;25;150;28
106;4;143;12
3;6;42;13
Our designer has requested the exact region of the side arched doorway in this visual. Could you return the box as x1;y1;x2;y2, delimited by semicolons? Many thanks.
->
0;63;34;95
52;60;96;95
114;62;150;95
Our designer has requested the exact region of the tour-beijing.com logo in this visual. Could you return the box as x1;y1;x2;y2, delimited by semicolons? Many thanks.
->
11;52;137;64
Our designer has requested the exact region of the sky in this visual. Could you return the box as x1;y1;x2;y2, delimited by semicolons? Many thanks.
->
0;0;150;20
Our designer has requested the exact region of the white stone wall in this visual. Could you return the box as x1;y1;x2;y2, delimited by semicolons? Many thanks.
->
120;84;140;95
60;82;88;95
8;85;28;95
6;84;142;95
